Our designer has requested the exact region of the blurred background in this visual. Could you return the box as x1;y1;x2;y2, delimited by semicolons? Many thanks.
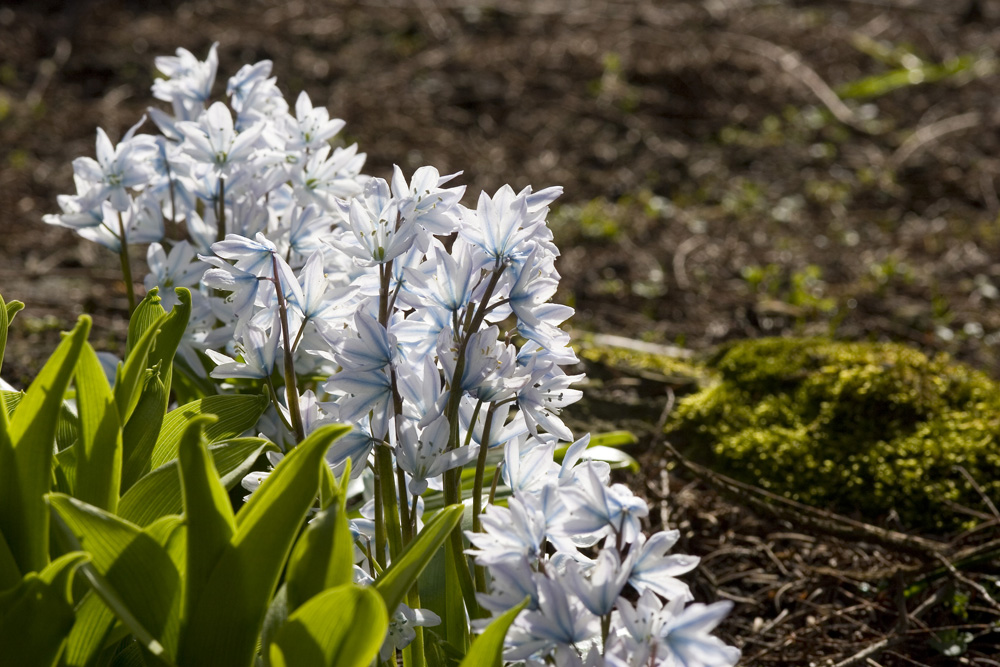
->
4;0;1000;385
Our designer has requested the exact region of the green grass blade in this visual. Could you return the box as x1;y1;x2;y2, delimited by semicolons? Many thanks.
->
268;585;387;667
0;315;89;574
75;342;123;512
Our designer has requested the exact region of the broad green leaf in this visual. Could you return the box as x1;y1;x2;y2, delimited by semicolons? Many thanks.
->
75;342;123;512
0;294;11;377
125;288;167;359
177;415;235;624
374;504;464;616
459;597;529;667
0;528;20;591
0;551;89;667
118;437;276;527
50;495;183;665
120;370;167;492
0;293;23;377
0;315;89;574
115;309;168;426
55;400;79;451
259;584;289;667
146;288;191;393
285;464;354;612
53;445;77;496
150;393;269;471
268;585;387;667
177;424;350;667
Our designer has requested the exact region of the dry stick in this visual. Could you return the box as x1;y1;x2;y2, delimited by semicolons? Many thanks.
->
888;111;983;170
717;32;870;133
660;438;950;559
830;636;907;667
953;464;1000;524
935;553;1000;615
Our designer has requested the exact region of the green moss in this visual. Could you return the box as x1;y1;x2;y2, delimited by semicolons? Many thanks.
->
668;337;1000;531
578;344;706;383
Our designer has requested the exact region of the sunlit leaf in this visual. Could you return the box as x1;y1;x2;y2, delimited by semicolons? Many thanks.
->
150;393;269;471
459;597;529;667
0;315;89;574
177;424;349;667
374;504;464;616
118;437;276;527
268;585;387;667
74;342;123;512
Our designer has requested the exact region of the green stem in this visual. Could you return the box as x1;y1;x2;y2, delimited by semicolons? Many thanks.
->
398;464;411;545
472;404;497;593
216;176;226;243
117;212;135;313
264;376;295;435
373;459;387;570
271;254;306;444
377;443;403;561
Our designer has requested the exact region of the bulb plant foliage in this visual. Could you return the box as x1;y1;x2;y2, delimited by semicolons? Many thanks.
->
16;44;742;666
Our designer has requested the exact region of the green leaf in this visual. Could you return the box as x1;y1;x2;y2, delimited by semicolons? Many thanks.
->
259;584;289;667
150;393;269;471
75;342;123;512
0;293;12;378
0;315;89;574
177;415;235;624
125;288;167;359
459;597;529;667
118;437;276;527
0;528;21;592
0;551;89;667
115;309;168;426
120;370;168;492
50;495;183;666
146;287;191;394
285;465;354;612
0;293;24;378
374;504;464;616
177;424;350;667
268;585;387;667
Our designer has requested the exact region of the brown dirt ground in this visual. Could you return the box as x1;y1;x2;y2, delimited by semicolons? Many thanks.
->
5;0;1000;663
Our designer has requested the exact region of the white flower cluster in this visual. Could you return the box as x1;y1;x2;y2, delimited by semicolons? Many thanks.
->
44;45;739;666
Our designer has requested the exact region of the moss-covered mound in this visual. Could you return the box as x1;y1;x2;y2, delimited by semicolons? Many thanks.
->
666;337;1000;532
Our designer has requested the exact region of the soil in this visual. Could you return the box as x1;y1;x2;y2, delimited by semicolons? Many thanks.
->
4;0;1000;663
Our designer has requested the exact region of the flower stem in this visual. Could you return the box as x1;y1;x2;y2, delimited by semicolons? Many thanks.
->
377;443;403;561
270;254;305;443
472;403;497;593
216;176;226;243
117;212;135;313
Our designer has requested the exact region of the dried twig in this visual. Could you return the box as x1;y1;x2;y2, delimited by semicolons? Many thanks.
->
661;438;950;558
717;32;869;132
888;111;983;170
